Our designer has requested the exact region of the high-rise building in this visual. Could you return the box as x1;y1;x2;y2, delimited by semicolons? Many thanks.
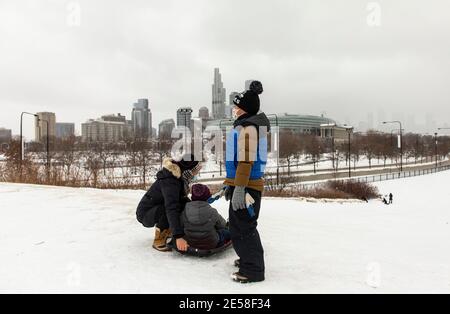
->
35;112;56;142
245;80;255;90
81;114;126;143
198;107;209;120
102;113;126;123
367;112;374;131
131;99;152;138
55;123;75;139
0;127;12;144
159;119;175;140
177;107;193;128
212;68;226;119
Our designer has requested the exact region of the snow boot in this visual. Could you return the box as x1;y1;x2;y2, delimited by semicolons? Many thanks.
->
152;228;172;252
231;272;264;284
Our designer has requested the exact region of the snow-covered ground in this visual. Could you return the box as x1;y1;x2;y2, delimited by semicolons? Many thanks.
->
1;171;450;293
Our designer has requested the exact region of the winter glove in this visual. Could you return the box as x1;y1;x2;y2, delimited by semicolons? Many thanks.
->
224;186;233;201
231;186;247;211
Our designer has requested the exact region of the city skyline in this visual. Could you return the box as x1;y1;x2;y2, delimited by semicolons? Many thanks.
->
1;1;450;138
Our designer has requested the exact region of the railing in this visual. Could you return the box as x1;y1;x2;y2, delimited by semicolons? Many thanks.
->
294;165;450;190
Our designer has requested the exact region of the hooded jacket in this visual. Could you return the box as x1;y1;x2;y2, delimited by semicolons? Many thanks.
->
136;158;189;238
181;201;227;250
224;112;271;192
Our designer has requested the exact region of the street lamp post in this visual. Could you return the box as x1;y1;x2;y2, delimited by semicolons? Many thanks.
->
20;112;39;181
434;132;438;168
383;121;403;171
343;125;353;178
38;119;50;178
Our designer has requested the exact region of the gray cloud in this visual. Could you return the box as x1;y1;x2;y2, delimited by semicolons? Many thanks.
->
1;0;449;138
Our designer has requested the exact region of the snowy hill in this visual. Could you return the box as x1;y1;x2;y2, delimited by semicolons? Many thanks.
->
1;171;450;293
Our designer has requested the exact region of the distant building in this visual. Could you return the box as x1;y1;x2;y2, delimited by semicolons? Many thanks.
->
320;123;352;142
81;114;126;143
159;119;175;140
55;123;75;139
198;107;212;131
102;113;126;123
125;120;134;139
177;107;193;128
212;68;226;119
132;99;152;138
198;107;209;120
208;113;337;136
35;112;56;142
0;127;12;144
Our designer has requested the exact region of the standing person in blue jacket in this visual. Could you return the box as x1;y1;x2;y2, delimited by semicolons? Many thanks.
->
224;80;271;283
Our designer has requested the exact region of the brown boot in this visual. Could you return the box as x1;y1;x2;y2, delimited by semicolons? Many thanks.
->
152;228;172;252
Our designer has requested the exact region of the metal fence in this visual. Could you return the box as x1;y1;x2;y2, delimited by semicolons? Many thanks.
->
292;165;450;190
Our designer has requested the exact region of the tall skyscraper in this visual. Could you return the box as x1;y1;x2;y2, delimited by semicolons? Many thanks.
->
159;119;175;140
198;107;210;120
367;112;374;131
35;112;56;142
55;123;75;139
177;107;193;128
131;99;152;139
0;128;12;144
212;68;226;119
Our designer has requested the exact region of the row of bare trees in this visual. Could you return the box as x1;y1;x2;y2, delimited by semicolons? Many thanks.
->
0;136;173;189
1;130;449;189
277;130;450;175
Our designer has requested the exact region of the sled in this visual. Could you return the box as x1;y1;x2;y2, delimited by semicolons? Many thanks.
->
169;240;233;258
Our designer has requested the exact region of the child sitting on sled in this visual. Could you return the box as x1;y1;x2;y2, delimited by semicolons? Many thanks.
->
181;184;231;250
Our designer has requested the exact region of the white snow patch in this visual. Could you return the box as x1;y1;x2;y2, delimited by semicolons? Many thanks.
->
1;171;450;293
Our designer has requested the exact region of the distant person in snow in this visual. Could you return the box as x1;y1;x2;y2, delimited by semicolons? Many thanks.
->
224;80;270;283
181;184;231;250
136;154;201;252
382;196;388;205
389;193;393;204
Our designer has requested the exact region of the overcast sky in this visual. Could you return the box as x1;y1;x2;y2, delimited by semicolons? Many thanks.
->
1;0;449;138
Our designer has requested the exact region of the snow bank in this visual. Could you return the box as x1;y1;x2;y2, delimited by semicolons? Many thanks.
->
1;170;450;293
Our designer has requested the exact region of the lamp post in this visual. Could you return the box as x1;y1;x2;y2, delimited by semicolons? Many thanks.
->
266;114;279;186
434;132;438;168
343;125;354;178
20;112;39;181
383;121;403;171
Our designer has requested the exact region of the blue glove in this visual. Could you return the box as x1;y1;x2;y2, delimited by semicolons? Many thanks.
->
231;186;247;211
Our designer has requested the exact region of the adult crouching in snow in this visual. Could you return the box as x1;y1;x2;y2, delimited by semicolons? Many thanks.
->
224;80;271;283
136;154;201;252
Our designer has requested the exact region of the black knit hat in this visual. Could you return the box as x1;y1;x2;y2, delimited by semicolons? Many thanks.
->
233;80;263;115
174;154;199;171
